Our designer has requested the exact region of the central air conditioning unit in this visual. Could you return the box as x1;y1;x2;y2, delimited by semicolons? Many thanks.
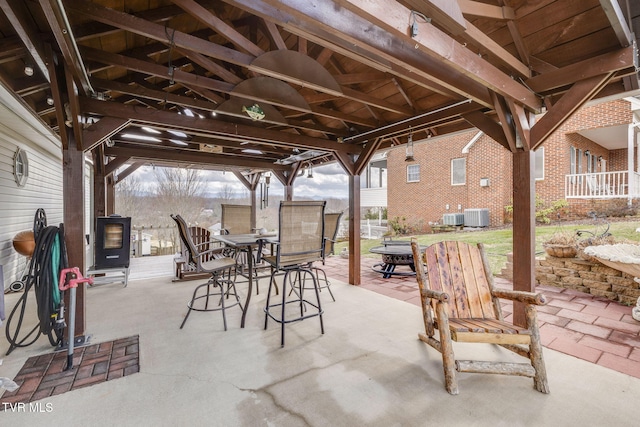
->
442;213;465;226
464;208;490;227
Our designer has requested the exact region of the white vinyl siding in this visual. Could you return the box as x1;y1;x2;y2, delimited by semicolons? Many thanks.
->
0;103;63;291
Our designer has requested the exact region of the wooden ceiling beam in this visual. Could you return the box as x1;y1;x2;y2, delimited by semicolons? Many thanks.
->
80;97;360;154
82;116;130;152
460;110;509;150
0;0;49;81
401;0;467;35
226;0;490;106
39;0;93;95
104;156;130;176
104;142;286;171
69;0;407;119
531;73;615;150
115;161;145;183
331;0;538;109
458;0;515;20
525;47;636;95
171;0;264;57
344;99;480;145
260;19;288;51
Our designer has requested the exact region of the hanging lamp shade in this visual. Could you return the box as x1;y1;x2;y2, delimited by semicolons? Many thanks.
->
405;132;414;162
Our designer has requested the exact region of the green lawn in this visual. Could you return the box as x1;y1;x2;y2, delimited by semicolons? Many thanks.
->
335;219;640;275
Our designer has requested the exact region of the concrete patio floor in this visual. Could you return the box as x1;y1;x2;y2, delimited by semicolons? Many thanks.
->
1;255;639;426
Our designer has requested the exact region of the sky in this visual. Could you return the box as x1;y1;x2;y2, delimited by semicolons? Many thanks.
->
130;162;350;200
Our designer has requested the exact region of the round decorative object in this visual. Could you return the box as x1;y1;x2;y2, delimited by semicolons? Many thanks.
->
543;244;577;258
12;230;35;257
33;208;47;239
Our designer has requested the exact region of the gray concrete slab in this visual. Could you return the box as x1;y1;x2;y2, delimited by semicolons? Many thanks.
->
1;274;639;426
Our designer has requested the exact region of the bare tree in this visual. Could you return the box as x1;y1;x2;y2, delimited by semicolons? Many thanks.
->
154;167;205;224
217;183;235;201
115;173;143;218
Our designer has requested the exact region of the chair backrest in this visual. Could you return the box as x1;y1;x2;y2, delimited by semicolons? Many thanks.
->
188;226;213;261
171;214;199;267
277;200;326;266
323;211;344;255
221;204;252;234
422;241;498;320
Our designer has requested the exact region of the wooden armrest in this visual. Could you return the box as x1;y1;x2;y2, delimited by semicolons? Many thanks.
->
421;288;449;302
492;289;547;305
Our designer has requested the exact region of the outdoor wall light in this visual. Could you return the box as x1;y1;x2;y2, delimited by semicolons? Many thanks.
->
405;130;414;162
584;150;591;156
598;156;603;162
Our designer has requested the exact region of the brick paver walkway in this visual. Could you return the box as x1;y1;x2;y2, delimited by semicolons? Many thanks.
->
323;254;640;379
0;335;139;408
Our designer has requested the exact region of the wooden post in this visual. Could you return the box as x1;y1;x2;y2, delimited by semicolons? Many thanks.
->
512;150;536;327
348;174;361;286
106;175;115;215
63;142;86;336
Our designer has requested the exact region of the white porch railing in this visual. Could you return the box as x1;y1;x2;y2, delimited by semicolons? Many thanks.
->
565;171;640;199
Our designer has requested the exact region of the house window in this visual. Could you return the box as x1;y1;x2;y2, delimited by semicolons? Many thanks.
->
534;147;544;180
14;147;29;187
451;158;465;185
407;164;420;182
570;146;584;178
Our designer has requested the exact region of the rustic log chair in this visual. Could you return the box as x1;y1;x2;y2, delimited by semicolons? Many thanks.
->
259;200;326;346
411;240;549;395
171;214;240;331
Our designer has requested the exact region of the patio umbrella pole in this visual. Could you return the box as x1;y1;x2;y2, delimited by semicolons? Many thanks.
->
59;267;93;370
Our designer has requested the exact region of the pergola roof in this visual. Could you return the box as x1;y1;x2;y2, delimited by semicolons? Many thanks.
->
0;0;638;180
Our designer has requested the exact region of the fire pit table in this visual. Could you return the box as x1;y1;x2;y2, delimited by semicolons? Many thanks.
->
370;242;423;278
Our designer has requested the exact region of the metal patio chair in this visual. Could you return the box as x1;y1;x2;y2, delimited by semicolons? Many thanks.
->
171;214;241;331
259;200;326;346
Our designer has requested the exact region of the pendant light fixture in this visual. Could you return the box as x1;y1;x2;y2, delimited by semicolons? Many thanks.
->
405;128;414;162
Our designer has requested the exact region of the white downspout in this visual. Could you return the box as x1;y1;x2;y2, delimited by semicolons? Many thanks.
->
629;121;637;205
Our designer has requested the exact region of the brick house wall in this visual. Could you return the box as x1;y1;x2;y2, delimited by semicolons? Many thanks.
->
386;99;635;231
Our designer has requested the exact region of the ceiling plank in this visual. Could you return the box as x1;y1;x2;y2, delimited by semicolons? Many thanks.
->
599;0;634;47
